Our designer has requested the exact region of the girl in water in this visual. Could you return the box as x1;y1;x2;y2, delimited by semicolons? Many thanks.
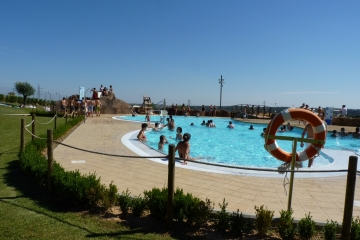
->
137;123;148;141
158;135;168;151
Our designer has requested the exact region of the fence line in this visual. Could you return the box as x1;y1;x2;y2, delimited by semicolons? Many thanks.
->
35;115;57;125
24;127;47;140
25;120;34;128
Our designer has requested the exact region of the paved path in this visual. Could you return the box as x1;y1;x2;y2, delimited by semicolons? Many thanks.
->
53;115;360;223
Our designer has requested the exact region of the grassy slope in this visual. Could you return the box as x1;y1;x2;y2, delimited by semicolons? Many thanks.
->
0;106;171;239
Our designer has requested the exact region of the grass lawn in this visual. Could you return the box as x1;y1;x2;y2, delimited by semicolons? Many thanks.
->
0;105;172;239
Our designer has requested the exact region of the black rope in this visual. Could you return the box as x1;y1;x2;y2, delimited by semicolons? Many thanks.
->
53;141;166;159
54;140;351;174
174;157;348;173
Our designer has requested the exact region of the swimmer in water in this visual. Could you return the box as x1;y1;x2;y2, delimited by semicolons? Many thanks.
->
227;121;234;129
137;123;148;141
158;135;168;151
175;133;191;165
170;127;183;141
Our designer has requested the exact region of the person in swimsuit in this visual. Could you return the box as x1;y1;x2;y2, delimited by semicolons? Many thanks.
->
137;123;148;141
349;127;360;139
227;121;234;129
213;105;217;116
201;105;206;116
260;128;266;137
153;122;160;131
209;105;213;116
339;128;348;137
158;135;168;151
168;119;176;130
300;115;327;168
201;120;206;126
170;127;183;141
175;133;191;165
330;130;338;138
145;111;150;124
95;99;101;116
249;125;254;130
61;97;67;112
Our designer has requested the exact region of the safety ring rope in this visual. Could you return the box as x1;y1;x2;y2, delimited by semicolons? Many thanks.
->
35;115;57;125
25;120;34;128
24;127;47;140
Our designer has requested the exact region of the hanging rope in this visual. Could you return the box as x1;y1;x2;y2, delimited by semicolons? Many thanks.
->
25;120;34;128
35;115;56;125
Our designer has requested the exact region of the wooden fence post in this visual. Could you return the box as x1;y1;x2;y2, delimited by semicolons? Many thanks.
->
47;129;54;194
167;144;175;229
342;156;358;240
54;112;57;130
20;119;25;152
32;114;36;141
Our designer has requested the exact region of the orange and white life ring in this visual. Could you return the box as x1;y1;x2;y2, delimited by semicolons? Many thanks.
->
264;108;326;163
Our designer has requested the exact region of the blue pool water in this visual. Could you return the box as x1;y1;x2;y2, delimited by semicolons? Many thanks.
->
115;115;360;168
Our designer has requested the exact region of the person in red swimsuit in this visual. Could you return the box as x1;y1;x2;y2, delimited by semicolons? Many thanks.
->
137;123;148;141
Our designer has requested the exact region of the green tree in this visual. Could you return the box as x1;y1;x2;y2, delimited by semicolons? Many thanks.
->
14;82;35;105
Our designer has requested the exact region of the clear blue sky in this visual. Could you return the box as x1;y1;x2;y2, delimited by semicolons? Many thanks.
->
1;1;359;108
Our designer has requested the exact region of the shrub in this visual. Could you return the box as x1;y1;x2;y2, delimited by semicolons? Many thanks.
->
216;198;230;234
254;205;274;236
0;94;4;101
118;189;132;214
173;188;192;222
131;195;147;216
100;181;118;210
297;213;316;240
143;187;167;219
278;209;295;240
351;217;360;240
186;197;214;227
230;209;247;237
9;95;17;103
324;219;339;240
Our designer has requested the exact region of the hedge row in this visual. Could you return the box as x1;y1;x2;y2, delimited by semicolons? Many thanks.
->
19;116;117;210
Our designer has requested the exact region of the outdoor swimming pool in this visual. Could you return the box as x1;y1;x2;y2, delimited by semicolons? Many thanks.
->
115;115;360;168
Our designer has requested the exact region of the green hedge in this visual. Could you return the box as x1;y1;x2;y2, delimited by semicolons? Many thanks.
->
19;116;117;210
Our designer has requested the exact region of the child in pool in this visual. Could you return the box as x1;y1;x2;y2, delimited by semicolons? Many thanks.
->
170;127;183;141
137;123;148;141
158;135;168;151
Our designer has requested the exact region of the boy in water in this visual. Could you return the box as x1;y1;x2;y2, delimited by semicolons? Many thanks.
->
175;133;191;165
227;121;234;129
153;122;160;131
158;135;168;151
330;130;338;138
137;123;148;141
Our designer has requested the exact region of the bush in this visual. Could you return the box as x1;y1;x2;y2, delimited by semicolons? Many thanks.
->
230;209;247;237
19;116;115;211
216;198;230;234
254;205;274;236
118;189;132;214
143;187;168;219
0;94;4;101
297;213;316;240
324;219;338;240
278;209;295;240
173;188;192;222
186;197;214;227
131;195;147;216
351;217;360;240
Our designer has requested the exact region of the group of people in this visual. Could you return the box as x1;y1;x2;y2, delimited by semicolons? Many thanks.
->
330;127;360;138
137;120;192;165
168;104;191;116
91;85;113;100
200;105;217;116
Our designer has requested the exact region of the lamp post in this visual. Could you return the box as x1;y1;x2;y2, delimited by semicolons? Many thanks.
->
56;91;60;100
218;75;225;110
275;103;277;113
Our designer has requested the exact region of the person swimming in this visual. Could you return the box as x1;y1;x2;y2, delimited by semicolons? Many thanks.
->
260;128;266;137
330;130;338;138
201;120;206;126
249;125;254;130
153;122;160;131
170;127;183;141
227;121;234;129
158;135;168;151
137;123;148;141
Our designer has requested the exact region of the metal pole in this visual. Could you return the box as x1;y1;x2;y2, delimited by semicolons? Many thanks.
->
20;119;25;152
287;138;297;211
32;114;36;141
167;144;175;229
47;129;53;194
342;156;358;240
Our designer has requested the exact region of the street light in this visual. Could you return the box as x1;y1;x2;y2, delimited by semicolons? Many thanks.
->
56;91;60;100
218;75;225;110
45;90;49;106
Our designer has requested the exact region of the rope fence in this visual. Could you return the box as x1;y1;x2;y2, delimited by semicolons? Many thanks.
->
35;115;57;125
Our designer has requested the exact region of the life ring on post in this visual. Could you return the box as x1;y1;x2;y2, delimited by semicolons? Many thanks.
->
265;108;326;163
